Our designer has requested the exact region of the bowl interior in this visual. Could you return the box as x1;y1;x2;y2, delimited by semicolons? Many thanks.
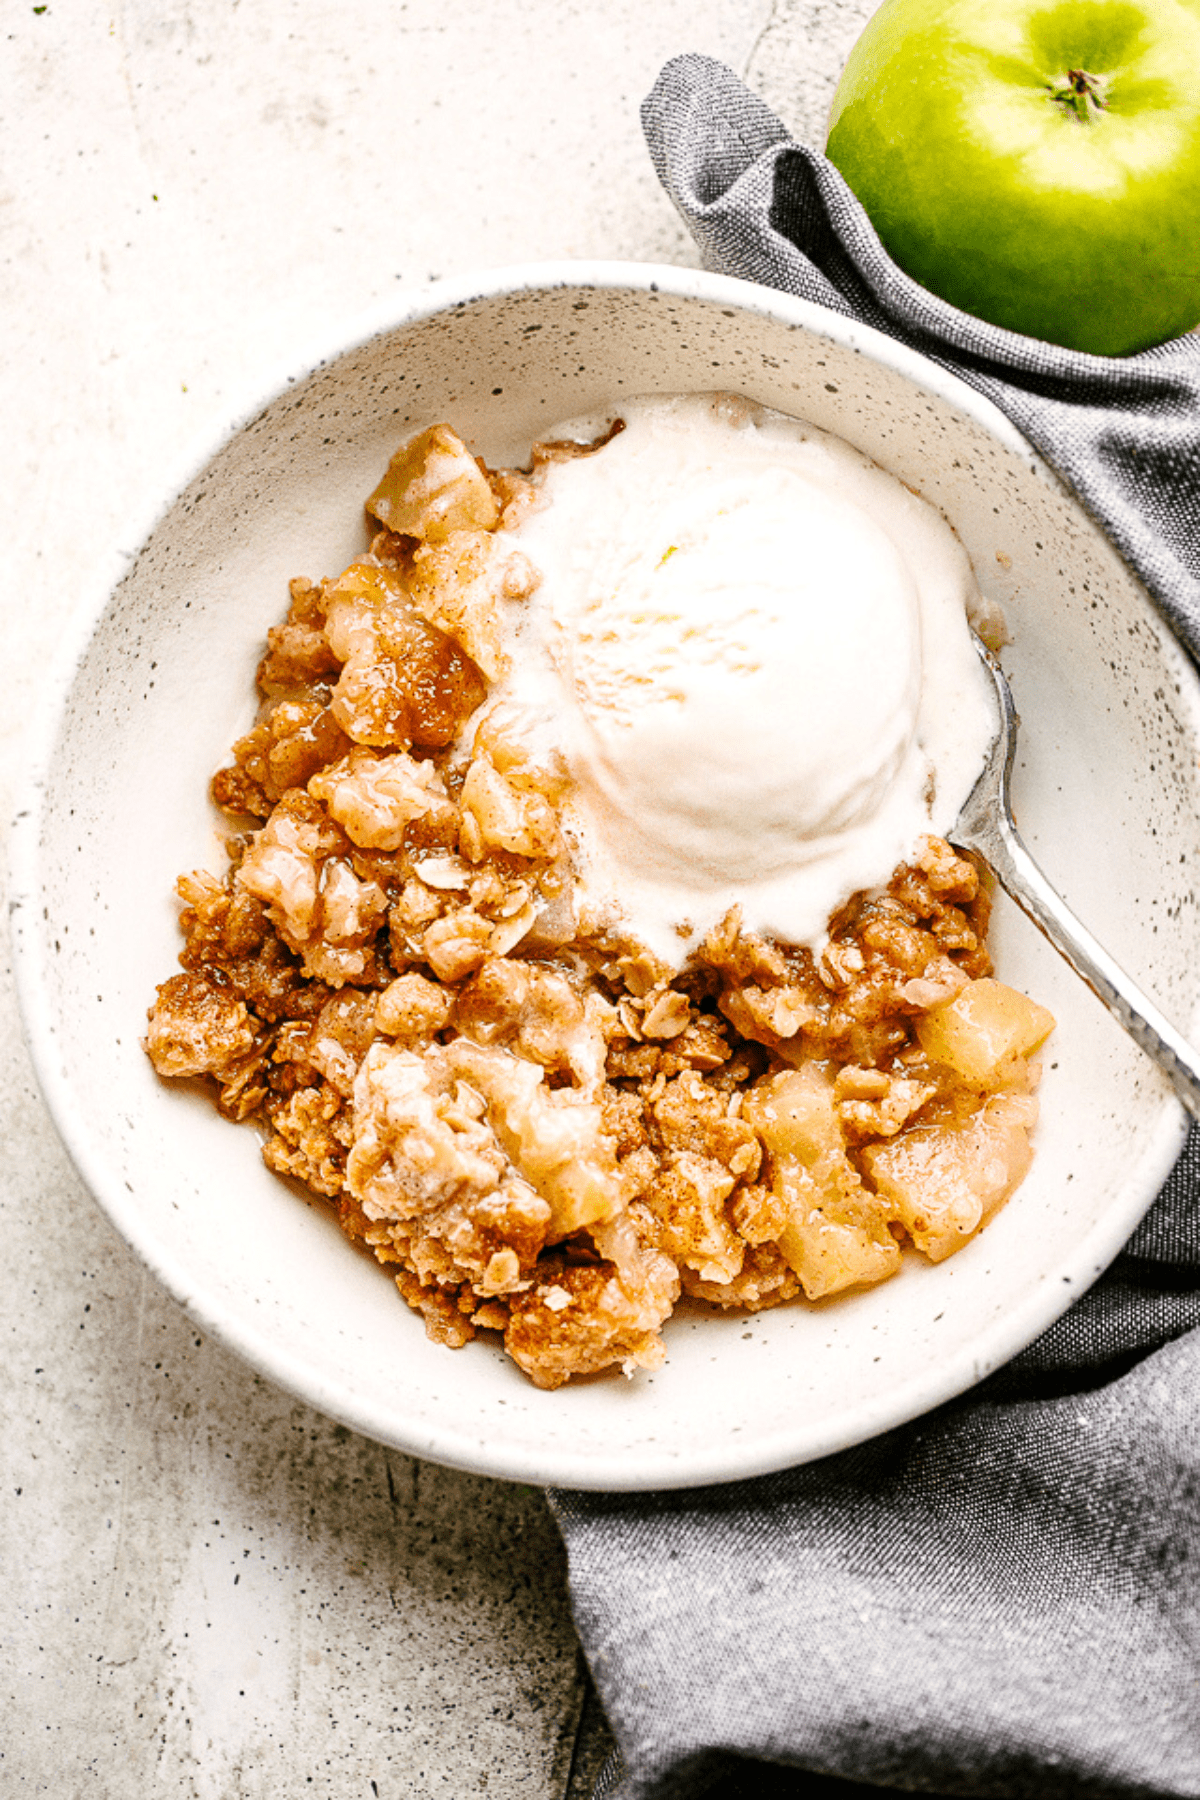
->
15;268;1199;1489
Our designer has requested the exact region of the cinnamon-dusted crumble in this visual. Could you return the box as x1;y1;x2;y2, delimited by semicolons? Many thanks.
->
145;419;1054;1388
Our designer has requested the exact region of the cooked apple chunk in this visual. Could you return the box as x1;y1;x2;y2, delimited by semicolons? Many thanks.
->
916;977;1055;1088
861;1091;1038;1261
745;1067;901;1300
323;560;487;749
366;423;499;541
408;531;516;681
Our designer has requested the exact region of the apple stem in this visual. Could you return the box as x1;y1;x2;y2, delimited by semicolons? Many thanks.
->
1047;68;1110;122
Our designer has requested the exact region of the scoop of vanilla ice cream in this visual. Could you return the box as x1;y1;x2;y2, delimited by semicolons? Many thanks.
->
563;464;922;882
501;394;994;962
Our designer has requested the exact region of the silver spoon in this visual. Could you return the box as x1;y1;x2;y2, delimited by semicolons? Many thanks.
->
949;635;1200;1120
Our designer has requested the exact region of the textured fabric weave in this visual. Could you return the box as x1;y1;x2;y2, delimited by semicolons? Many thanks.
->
548;56;1200;1800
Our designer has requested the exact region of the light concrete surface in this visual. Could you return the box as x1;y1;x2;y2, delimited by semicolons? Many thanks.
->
1;3;877;1793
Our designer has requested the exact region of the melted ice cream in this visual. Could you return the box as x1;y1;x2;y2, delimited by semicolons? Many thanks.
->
497;394;994;963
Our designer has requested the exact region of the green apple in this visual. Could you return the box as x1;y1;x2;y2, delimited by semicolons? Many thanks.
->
825;0;1200;355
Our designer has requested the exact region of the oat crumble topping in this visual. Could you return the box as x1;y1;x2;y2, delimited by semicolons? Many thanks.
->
145;420;1054;1388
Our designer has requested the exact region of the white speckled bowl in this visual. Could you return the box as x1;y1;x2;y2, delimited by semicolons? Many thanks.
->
12;264;1200;1490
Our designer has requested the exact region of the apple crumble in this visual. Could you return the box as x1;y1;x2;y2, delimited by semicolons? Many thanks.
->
145;414;1054;1388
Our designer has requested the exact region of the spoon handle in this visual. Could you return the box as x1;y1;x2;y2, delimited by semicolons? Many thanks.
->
967;806;1200;1121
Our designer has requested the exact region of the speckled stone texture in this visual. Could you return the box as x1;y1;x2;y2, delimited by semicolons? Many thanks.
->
0;3;877;1792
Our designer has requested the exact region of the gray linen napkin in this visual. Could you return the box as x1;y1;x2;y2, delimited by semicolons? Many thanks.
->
548;55;1200;1800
